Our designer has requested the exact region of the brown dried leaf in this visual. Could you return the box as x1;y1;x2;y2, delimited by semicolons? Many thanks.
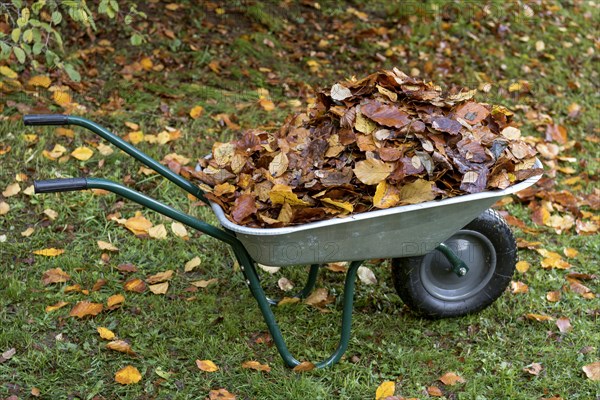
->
546;291;561;302
523;362;542;376
146;270;174;284
525;313;554;322
148;282;169;295
582;362;600;381
292;361;316;372
510;281;529;294
124;278;146;293
556;317;572;333
196;359;219;372
45;301;69;312
107;340;136;355
42;268;71;285
69;301;103;318
353;159;393;185
439;372;466;385
241;360;271;372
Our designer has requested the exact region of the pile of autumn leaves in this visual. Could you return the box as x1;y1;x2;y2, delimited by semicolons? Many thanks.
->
192;68;541;227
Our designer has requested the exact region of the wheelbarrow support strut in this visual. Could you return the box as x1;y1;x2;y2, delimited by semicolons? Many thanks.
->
27;114;471;368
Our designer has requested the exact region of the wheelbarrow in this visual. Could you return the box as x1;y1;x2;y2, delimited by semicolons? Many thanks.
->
24;114;543;369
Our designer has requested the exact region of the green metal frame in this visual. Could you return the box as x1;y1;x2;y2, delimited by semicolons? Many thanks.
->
29;114;470;368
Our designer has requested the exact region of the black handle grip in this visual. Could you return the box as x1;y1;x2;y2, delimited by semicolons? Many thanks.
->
23;114;70;126
34;178;88;193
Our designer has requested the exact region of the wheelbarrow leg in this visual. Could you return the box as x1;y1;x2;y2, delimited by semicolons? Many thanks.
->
233;244;362;368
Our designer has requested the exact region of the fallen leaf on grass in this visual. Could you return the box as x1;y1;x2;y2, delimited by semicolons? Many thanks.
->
292;361;316;372
277;277;294;291
439;372;466;385
357;266;377;285
526;313;554;322
123;212;153;235
582;362;600;381
70;301;103;318
20;227;34;237
64;284;82;294
71;146;94;161
190;105;204;119
523;362;542;376
241;360;271;372
42;268;70;285
148;282;169;295
33;248;65;257
208;388;236;400
0;348;16;363
190;279;218;288
97;327;116;340
97;240;119;251
427;386;443;396
196;359;219;372
45;301;69;312
304;288;330;308
44;208;58;220
184;256;201;272
546;291;561;302
42;144;67;160
28;75;52;88
107;340;136;355
117;263;138;273
556;317;572;333
510;281;529;294
115;365;142;385
0;201;9;215
107;294;125;309
563;247;579;258
146;270;174;284
326;262;347;272
2;182;20;197
171;222;189;239
124;278;146;293
375;381;395;399
148;224;168;239
515;261;530;273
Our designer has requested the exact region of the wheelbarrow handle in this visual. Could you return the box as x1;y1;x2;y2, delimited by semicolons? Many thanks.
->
34;178;88;193
23;114;69;126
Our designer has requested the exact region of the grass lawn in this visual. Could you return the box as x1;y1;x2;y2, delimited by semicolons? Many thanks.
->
1;1;598;399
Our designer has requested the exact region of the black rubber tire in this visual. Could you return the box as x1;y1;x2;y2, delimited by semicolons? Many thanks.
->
391;209;517;319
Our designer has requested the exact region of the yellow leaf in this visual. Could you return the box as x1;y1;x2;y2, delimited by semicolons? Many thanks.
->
33;248;65;257
42;144;67;160
97;143;114;156
373;180;400;209
97;327;116;340
2;182;20;197
55;127;75;138
107;340;136;355
148;224;168;239
44;208;58;220
148;282;169;295
208;388;236;400
196;359;219;372
71;146;94;161
268;152;289;178
69;301;103;318
269;184;310;206
546;290;561;302
0;201;9;215
354;111;377;134
304;288;329;307
45;301;69;312
563;247;578;258
212;142;236;166
241;360;271;372
515;261;530;273
27;75;52;88
140;57;153;70
20;227;34;237
127;131;144;144
184;256;201;272
31;387;40;397
399;178;436;204
114;365;142;385
107;294;125;308
525;313;554;322
0;66;18;79
190;105;204;119
353;159;393;185
52;91;71;107
259;97;275;111
375;381;395;399
320;197;354;213
124;278;146;293
439;372;466;385
171;222;189;238
97;240;119;251
123;212;153;235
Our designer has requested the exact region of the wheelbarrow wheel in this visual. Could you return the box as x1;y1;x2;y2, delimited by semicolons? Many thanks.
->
391;209;517;319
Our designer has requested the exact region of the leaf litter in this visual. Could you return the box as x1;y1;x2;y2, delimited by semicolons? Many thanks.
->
192;68;540;227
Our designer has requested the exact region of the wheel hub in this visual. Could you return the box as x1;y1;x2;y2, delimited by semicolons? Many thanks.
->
420;229;497;301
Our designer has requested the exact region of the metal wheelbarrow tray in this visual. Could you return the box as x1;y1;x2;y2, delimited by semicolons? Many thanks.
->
25;114;543;369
